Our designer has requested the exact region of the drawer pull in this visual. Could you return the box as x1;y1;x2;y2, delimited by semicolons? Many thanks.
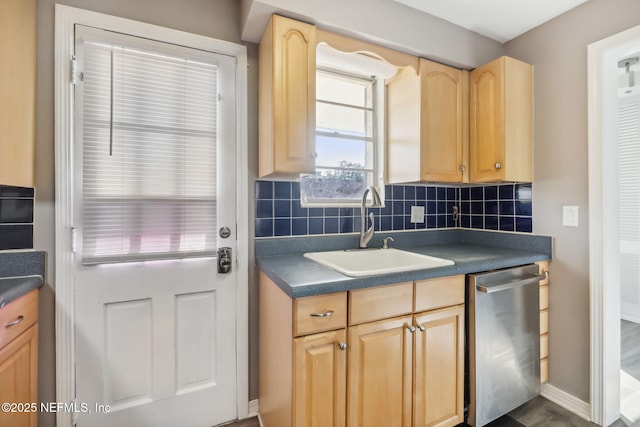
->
309;310;334;318
5;315;24;328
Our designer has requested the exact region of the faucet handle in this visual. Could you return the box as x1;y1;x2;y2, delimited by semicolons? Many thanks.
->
382;237;394;249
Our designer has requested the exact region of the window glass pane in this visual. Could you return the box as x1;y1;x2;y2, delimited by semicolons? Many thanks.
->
315;135;369;169
316;102;372;136
316;72;371;107
300;170;371;201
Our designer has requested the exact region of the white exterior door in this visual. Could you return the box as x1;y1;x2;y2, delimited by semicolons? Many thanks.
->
72;25;238;427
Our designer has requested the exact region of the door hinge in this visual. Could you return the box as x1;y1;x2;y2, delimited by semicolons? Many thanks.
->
70;56;77;85
71;399;79;425
70;227;77;253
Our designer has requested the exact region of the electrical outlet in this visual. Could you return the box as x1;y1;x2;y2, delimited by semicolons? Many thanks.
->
410;206;425;223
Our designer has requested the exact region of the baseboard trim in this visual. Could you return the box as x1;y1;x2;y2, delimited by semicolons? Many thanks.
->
248;399;259;419
541;383;591;421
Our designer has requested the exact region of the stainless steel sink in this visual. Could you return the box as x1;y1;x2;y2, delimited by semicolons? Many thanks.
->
303;248;454;277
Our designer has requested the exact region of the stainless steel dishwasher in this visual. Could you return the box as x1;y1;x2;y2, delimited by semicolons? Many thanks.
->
467;264;545;426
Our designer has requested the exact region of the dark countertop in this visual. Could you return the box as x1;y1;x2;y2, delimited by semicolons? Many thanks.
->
256;229;552;298
0;250;46;307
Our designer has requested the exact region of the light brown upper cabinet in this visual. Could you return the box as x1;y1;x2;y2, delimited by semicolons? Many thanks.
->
470;56;533;183
259;15;317;178
0;0;36;188
387;59;469;184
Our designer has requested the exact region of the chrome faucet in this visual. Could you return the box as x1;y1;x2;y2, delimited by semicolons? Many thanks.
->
359;186;383;249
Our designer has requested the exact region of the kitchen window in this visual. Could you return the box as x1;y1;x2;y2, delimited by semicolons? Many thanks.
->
300;65;385;206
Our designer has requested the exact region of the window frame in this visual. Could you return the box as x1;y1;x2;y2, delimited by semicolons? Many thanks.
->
300;66;386;208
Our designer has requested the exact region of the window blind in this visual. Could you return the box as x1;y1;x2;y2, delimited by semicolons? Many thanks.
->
618;98;640;308
80;38;218;265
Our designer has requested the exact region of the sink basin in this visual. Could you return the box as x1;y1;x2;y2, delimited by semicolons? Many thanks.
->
303;248;454;277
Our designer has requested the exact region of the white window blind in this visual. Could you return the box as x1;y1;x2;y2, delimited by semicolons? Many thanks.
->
618;97;640;311
80;34;218;265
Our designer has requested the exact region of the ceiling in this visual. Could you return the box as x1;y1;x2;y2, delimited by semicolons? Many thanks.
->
392;0;590;43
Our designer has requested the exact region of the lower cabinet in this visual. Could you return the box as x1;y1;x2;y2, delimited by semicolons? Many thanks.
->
259;272;465;427
414;306;464;427
348;316;413;427
537;261;550;383
293;330;347;427
0;289;39;427
0;324;38;427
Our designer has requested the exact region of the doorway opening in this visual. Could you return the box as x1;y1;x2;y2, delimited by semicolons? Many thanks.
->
588;24;640;427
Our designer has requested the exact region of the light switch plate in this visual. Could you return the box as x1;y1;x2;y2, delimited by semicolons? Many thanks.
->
411;205;425;223
562;206;579;227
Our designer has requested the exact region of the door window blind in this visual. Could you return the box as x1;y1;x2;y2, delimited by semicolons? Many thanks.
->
80;34;218;265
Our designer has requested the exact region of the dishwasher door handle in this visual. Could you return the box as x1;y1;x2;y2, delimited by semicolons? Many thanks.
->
477;273;547;293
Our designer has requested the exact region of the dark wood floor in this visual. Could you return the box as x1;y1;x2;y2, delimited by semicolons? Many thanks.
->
219;395;640;427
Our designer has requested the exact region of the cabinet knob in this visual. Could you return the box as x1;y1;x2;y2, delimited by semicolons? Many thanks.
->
337;342;347;351
494;162;502;170
417;323;426;332
460;165;466;172
407;325;416;333
310;152;318;159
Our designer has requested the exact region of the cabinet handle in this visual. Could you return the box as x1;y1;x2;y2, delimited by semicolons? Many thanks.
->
494;162;502;170
417;323;426;332
337;342;347;351
407;325;416;333
310;310;334;318
5;315;24;328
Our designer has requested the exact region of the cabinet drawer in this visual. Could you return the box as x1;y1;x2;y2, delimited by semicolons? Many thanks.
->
540;333;549;359
349;282;413;325
0;290;38;350
541;358;548;383
294;292;346;337
540;309;548;335
540;285;549;310
414;275;464;312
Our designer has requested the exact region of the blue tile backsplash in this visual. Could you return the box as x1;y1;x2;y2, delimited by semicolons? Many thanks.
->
0;185;35;250
459;184;532;233
255;181;533;238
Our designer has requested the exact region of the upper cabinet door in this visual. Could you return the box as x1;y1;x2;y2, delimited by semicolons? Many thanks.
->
470;56;533;183
419;59;466;183
387;59;467;184
0;0;36;188
259;15;317;177
470;58;505;182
